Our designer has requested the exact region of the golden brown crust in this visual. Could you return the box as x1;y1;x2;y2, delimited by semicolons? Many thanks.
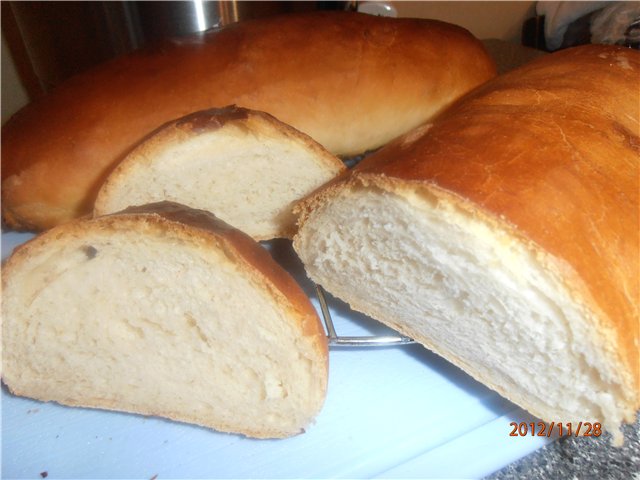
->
173;105;252;133
298;45;639;412
2;11;496;231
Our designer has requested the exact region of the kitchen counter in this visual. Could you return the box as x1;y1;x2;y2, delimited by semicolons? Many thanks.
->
488;413;640;479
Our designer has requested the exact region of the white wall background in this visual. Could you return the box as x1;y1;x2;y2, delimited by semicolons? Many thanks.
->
394;1;536;42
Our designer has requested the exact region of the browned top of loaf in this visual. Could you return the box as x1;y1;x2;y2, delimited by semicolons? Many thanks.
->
1;11;495;231
349;45;640;395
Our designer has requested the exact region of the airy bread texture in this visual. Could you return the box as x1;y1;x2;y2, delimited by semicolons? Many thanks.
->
2;202;328;438
294;45;639;444
94;106;346;241
1;11;496;231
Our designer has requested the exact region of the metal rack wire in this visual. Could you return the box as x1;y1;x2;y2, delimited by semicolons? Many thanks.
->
314;285;415;347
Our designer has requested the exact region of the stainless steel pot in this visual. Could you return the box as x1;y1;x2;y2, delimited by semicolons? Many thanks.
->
128;1;325;47
2;1;343;97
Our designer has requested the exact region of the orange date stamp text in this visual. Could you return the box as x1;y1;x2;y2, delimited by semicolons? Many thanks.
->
509;421;602;438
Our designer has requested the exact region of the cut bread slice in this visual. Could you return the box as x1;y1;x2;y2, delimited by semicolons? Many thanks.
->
93;106;346;241
1;202;328;438
293;45;639;444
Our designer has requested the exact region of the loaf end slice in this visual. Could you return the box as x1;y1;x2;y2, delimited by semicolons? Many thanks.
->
93;106;346;241
295;177;637;444
294;45;639;444
2;201;328;438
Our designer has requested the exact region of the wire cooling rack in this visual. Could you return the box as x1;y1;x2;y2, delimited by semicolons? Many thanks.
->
314;284;415;347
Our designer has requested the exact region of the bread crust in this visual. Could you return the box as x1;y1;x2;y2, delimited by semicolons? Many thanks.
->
1;11;496;231
2;201;328;438
296;45;640;426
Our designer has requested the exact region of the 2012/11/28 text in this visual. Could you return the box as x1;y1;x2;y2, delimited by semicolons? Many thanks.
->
509;421;602;437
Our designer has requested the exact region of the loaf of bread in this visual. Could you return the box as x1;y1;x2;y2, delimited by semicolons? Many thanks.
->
1;202;328;438
293;45;639;444
1;11;496;231
94;106;345;241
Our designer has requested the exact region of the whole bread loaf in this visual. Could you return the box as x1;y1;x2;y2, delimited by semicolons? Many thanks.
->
294;45;639;444
2;202;328;438
1;11;496;231
94;106;346;241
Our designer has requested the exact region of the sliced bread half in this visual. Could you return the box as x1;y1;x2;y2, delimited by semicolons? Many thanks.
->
93;106;346;241
2;201;328;438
